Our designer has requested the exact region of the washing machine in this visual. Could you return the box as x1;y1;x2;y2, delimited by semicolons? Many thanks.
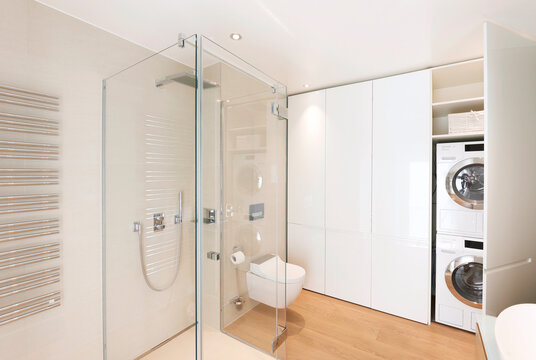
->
435;233;483;332
436;141;484;238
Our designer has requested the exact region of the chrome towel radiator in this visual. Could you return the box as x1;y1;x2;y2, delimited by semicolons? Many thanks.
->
0;84;61;326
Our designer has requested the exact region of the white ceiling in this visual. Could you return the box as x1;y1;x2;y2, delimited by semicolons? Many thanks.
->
37;0;536;94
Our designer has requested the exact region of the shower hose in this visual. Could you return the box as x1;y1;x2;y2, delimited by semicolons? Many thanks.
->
133;192;183;291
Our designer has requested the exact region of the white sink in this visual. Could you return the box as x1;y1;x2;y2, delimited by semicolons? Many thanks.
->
495;304;536;360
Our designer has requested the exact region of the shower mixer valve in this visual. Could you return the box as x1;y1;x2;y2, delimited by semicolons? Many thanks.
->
153;213;165;231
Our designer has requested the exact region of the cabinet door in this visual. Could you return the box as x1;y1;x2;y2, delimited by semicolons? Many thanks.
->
326;229;371;305
288;90;325;227
288;90;326;293
325;82;372;306
372;70;431;324
325;82;372;232
484;23;536;316
288;223;325;293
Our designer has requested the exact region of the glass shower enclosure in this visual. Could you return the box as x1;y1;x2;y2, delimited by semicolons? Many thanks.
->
103;35;288;360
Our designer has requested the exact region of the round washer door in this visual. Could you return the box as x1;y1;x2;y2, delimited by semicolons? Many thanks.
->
445;255;483;309
446;157;484;210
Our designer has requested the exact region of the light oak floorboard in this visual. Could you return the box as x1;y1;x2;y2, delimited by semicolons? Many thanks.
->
225;290;476;359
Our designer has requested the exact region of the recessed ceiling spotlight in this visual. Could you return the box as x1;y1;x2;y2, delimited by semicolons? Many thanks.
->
230;33;242;40
303;84;310;88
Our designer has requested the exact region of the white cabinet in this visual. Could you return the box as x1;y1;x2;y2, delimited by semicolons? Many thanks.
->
288;223;325;293
325;229;371;305
325;82;372;306
288;90;326;293
371;70;431;324
288;71;431;320
288;90;325;227
325;82;372;233
484;23;536;316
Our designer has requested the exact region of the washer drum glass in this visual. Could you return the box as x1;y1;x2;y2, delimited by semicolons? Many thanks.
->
446;157;484;210
445;255;483;309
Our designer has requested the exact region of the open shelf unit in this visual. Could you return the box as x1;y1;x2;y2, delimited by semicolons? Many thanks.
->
432;97;484;118
227;125;267;134
227;147;267;154
225;122;267;154
432;59;484;137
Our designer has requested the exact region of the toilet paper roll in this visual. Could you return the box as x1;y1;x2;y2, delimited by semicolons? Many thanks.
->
230;251;245;265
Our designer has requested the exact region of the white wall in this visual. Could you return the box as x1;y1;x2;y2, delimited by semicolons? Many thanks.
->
484;22;536;316
0;1;165;358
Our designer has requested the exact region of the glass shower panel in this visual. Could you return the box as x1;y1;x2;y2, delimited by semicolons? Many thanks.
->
199;36;288;360
103;39;197;360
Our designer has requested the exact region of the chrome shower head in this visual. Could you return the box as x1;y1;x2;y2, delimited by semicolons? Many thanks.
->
155;70;219;88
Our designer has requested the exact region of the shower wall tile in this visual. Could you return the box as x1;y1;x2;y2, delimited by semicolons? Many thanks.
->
0;0;160;358
104;51;196;359
219;63;288;329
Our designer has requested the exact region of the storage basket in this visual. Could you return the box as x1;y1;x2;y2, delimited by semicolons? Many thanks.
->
448;110;484;134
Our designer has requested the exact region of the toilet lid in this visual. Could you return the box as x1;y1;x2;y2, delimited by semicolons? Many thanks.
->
250;255;305;284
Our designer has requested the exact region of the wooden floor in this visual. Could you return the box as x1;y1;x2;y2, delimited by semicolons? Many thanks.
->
225;290;476;360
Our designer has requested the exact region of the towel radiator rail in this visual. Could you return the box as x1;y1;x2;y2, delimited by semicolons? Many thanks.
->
0;82;61;326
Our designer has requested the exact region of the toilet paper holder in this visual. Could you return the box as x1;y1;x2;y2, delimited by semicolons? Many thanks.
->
230;245;245;265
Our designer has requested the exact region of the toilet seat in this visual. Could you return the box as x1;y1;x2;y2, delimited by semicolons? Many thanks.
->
250;255;305;284
247;254;306;308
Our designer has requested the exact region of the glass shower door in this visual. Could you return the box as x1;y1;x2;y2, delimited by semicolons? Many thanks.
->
103;38;197;359
199;36;288;360
103;33;288;360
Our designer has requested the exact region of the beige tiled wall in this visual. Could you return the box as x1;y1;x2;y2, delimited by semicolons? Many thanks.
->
0;1;182;358
104;47;196;358
0;2;288;358
216;63;287;328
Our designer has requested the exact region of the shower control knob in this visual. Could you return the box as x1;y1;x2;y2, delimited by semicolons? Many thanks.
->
153;213;165;231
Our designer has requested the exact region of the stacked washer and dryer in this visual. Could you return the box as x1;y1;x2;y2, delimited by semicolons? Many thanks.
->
435;141;484;332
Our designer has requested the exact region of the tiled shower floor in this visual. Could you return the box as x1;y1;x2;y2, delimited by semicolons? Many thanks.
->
142;326;272;360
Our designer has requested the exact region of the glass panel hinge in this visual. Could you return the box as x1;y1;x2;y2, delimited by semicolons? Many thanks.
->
271;326;288;353
178;33;186;48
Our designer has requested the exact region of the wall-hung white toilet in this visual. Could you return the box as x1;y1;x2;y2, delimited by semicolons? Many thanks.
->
246;254;305;309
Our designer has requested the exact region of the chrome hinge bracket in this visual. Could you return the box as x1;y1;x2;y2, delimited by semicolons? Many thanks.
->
271;102;288;120
207;251;220;261
271;326;288;353
178;33;186;48
203;208;216;224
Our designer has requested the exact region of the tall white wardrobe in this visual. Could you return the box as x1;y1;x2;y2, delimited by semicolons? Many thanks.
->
288;71;432;323
289;22;536;326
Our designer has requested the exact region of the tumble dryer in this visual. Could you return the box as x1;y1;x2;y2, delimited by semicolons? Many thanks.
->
436;141;484;238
